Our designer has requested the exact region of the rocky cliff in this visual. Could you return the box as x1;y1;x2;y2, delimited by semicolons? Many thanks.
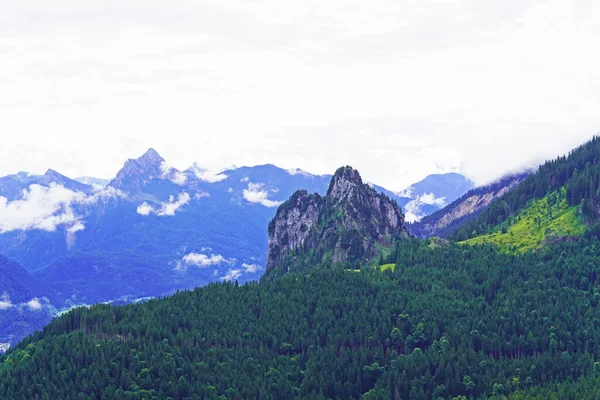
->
266;166;409;275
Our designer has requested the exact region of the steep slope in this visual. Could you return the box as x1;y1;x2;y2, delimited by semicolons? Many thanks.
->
410;172;529;238
0;256;53;343
461;188;585;252
37;170;93;194
4;238;600;398
0;255;47;303
266;166;409;275
107;148;166;195
451;136;600;243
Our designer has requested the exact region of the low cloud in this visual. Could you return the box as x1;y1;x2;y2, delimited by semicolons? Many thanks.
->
242;182;282;208
0;184;85;233
136;202;154;216
137;192;191;216
242;263;261;273
87;186;127;203
418;193;446;207
160;161;188;186
397;187;414;198
189;163;228;183
0;294;48;312
0;183;125;235
25;298;43;311
403;193;447;223
0;293;13;310
171;171;188;185
183;252;228;267
67;222;85;233
176;251;232;270
221;269;242;281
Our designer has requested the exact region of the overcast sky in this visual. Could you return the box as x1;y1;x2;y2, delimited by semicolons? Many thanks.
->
1;0;599;191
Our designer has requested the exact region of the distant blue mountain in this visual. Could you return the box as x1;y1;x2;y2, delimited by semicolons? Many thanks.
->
0;150;475;343
401;172;474;201
398;172;474;221
0;256;52;343
0;169;92;201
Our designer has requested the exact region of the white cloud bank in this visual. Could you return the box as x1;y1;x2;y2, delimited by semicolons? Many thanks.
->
242;263;261;273
0;294;48;312
0;293;13;310
242;182;282;208
183;252;228;267
188;163;228;183
176;251;232;270
0;183;125;234
25;298;43;311
0;184;82;233
1;0;599;191
221;269;242;281
403;193;447;223
160;162;188;186
137;192;190;216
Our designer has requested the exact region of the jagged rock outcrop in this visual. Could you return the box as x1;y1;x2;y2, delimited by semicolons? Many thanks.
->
266;166;409;275
108;148;166;194
409;172;529;238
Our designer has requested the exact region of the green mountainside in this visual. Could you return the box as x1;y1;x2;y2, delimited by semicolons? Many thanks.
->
3;138;600;399
3;239;600;399
450;137;600;243
461;188;586;253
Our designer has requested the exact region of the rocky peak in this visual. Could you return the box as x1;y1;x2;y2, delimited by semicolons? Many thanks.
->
37;169;92;193
139;148;164;165
108;148;166;193
326;166;365;201
266;167;409;276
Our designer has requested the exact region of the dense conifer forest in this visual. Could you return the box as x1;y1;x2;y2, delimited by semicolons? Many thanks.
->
2;237;600;399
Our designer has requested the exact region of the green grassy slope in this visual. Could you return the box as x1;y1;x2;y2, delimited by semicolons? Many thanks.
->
460;189;585;253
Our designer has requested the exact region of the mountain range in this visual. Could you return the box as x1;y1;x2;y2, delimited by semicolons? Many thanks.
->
0;149;474;343
4;137;600;399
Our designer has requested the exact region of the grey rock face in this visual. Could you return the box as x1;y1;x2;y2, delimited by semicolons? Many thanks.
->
266;166;409;274
267;191;321;270
108;148;166;194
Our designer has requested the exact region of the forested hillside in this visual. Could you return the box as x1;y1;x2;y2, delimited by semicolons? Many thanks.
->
4;139;600;399
2;237;600;399
451;136;600;242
